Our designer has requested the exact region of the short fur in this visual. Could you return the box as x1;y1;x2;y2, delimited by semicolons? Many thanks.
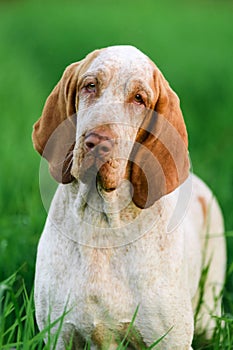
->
33;46;226;349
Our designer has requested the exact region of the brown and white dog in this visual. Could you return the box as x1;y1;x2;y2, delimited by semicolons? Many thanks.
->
33;46;226;349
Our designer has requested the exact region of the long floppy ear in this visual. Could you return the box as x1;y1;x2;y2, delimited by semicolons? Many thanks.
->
131;67;190;209
32;50;100;183
32;63;79;183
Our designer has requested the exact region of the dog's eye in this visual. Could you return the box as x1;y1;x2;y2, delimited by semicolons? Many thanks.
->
85;82;96;93
134;94;144;105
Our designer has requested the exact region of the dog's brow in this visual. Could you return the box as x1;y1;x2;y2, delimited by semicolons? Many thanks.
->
81;73;96;79
85;132;113;141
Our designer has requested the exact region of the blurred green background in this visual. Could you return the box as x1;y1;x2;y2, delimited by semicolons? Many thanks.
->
0;0;233;293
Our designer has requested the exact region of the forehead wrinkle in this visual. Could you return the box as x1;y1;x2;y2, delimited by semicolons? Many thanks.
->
80;47;155;103
127;78;154;94
80;68;111;84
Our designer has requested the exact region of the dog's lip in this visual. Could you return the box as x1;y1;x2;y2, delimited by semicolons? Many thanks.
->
96;181;118;201
101;186;117;192
96;171;119;192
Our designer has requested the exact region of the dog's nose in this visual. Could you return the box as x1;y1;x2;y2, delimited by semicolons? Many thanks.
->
84;132;113;159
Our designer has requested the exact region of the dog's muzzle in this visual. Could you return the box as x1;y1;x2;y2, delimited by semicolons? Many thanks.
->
79;127;124;191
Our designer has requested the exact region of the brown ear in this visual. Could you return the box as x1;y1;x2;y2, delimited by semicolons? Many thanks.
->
32;50;101;183
131;68;190;209
32;62;80;183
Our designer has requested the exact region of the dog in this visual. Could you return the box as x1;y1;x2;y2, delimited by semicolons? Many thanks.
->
33;45;226;349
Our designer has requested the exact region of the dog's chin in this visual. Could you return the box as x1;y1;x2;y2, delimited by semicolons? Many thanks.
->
97;162;123;191
96;176;119;195
76;155;125;189
99;184;117;193
77;161;124;193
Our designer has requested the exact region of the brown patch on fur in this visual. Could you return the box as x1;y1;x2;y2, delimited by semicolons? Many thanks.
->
198;196;208;225
32;49;102;184
91;322;146;350
130;64;190;209
91;323;114;348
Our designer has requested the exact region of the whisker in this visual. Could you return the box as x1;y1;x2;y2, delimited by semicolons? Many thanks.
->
64;150;74;161
54;151;73;167
63;156;74;175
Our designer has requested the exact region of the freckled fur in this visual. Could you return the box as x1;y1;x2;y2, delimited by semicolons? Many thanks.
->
33;46;226;349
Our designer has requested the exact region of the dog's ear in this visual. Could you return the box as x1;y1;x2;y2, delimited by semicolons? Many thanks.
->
131;68;190;209
32;50;100;183
32;62;79;183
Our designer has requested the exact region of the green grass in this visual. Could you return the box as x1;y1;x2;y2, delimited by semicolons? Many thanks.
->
0;0;233;348
0;273;73;350
1;271;233;349
0;273;168;349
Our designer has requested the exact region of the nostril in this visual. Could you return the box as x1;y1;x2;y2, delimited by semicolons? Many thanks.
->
99;144;111;154
84;132;113;158
97;140;113;158
84;134;100;152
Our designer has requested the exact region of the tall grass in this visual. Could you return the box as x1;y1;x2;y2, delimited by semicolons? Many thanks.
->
0;272;76;350
1;270;233;349
1;0;233;288
0;274;169;349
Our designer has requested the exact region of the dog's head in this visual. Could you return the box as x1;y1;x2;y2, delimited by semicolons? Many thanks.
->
32;46;189;209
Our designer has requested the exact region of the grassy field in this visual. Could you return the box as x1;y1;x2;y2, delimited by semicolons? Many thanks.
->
0;0;233;348
0;272;233;349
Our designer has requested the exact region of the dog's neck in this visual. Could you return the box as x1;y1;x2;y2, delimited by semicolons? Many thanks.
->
74;179;141;226
54;180;160;248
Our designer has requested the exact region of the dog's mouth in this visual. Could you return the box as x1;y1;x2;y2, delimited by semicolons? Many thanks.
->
78;150;125;192
102;186;116;192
